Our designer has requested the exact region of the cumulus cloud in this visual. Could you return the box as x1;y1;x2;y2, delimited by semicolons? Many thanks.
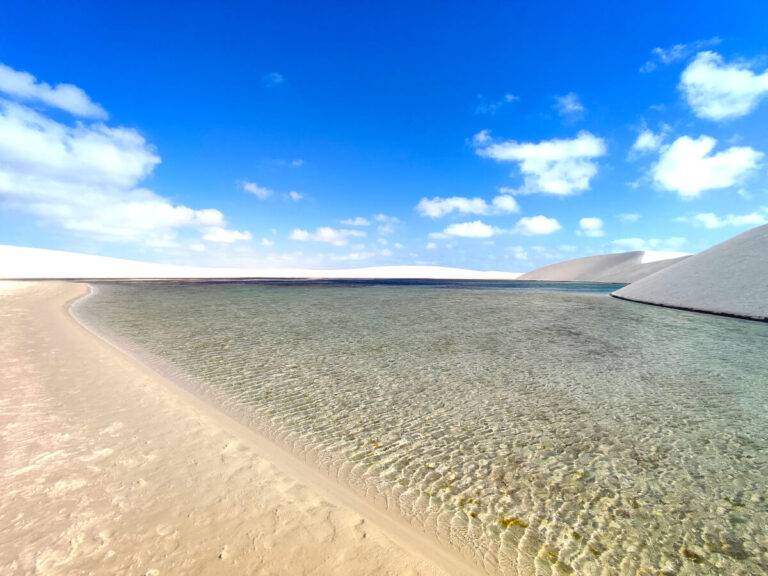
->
474;130;606;196
680;51;768;120
442;220;500;238
512;215;562;236
288;190;303;201
611;237;686;252
640;37;721;73
652;135;762;198
686;209;768;228
0;97;245;247
415;194;519;217
578;217;604;237
242;181;274;200
0;63;107;118
289;226;365;246
262;72;285;87
554;92;584;117
631;126;669;155
340;216;370;226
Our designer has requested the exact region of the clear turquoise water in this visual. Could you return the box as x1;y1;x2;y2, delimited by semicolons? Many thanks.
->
74;281;768;575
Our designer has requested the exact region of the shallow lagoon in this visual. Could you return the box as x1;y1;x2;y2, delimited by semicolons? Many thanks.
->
76;281;768;575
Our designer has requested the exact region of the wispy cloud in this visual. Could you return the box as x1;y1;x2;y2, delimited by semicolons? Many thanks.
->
554;92;584;118
619;213;641;223
289;226;366;246
475;93;518;115
0;62;107;118
288;190;303;201
341;216;370;226
640;37;721;73
474;130;606;196
680;51;768;120
241;181;274;200
415;195;519;217
262;72;285;87
680;208;768;229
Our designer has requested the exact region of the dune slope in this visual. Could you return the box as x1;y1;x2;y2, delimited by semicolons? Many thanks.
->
518;251;690;283
613;224;768;321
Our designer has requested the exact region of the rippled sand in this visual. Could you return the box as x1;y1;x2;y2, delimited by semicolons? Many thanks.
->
1;282;454;576
76;281;768;575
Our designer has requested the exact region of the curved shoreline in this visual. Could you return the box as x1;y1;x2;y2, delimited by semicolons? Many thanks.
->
66;282;484;575
0;281;471;575
610;293;768;323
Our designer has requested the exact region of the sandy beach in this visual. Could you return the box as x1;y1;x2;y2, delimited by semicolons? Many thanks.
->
0;281;466;575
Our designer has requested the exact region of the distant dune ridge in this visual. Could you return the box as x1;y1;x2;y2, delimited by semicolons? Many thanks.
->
518;251;690;283
0;245;521;280
613;223;768;321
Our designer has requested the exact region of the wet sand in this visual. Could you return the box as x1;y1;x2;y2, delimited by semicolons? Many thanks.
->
0;282;466;575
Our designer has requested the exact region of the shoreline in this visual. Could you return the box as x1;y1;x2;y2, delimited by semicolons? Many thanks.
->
69;282;485;574
610;293;768;323
1;281;478;575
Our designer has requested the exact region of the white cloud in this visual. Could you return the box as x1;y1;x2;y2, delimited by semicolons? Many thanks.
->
475;130;606;196
374;213;397;222
442;220;500;238
578;217;604;237
261;237;274;246
687;209;767;229
202;227;252;243
0;98;245;247
415;194;519;217
554;92;584;117
475;93;518;115
680;51;768;120
631;128;667;154
0;63;107;118
619;213;641;223
288;190;303;201
394;242;404;249
289;227;365;246
242;181;274;200
512;215;562;236
640;37;721;73
426;242;437;249
653;135;762;198
506;245;528;260
611;237;686;252
341;216;370;226
263;72;285;87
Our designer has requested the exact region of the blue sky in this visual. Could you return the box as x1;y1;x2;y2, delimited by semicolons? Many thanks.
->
1;1;767;271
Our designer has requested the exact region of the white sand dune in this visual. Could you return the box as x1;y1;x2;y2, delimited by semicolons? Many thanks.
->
0;245;520;280
517;250;690;283
613;224;768;321
0;282;473;575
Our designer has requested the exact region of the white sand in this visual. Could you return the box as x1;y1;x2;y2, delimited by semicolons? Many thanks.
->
0;282;479;575
0;245;520;280
518;251;690;283
613;224;768;321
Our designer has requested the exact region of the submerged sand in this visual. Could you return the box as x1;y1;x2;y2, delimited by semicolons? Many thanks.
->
0;282;462;575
